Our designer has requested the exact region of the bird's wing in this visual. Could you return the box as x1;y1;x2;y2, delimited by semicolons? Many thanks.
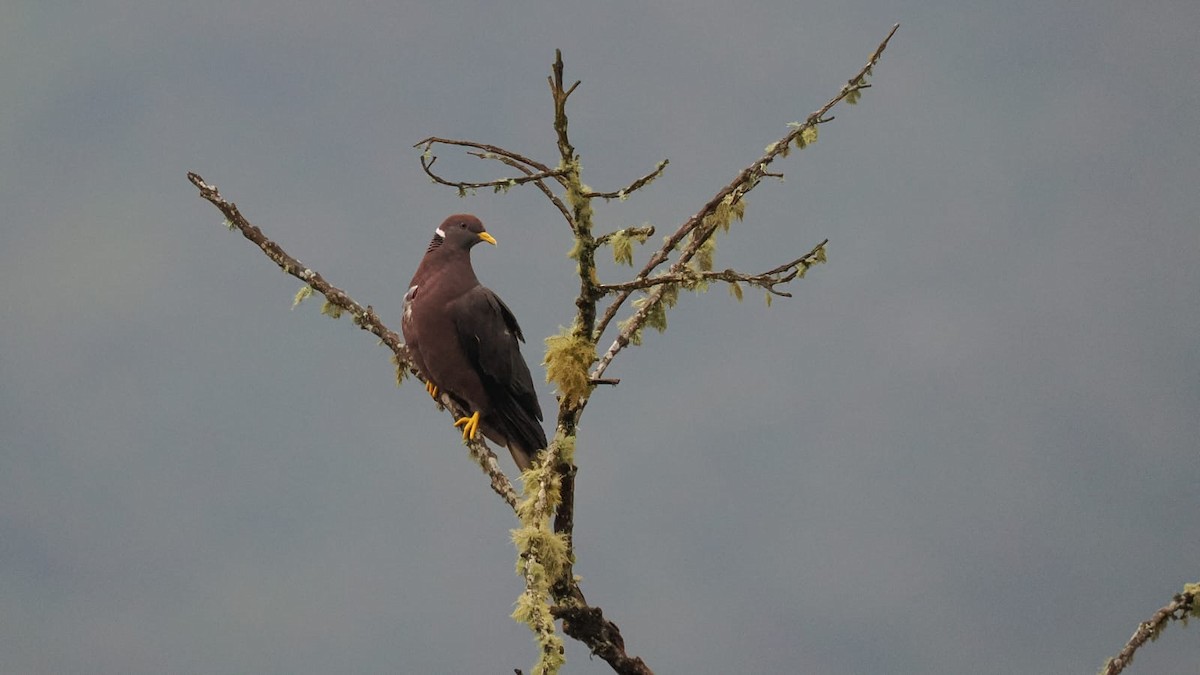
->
399;284;428;381
451;286;542;419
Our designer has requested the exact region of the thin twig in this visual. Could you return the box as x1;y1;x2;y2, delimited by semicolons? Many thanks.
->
418;154;568;193
599;239;829;297
414;136;576;228
186;172;518;509
414;137;557;175
583;159;670;200
595;225;656;247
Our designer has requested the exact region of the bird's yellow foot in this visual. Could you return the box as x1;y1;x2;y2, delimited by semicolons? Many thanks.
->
454;411;481;441
425;381;439;400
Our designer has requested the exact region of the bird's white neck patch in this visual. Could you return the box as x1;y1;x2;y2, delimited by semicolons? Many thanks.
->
435;227;446;238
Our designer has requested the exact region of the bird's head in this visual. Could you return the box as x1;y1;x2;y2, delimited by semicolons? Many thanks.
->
427;214;497;253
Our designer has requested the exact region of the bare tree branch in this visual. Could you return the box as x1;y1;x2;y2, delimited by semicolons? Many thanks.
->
1102;584;1198;675
583;159;670;200
417;153;568;194
589;23;900;381
185;172;518;509
599;239;828;298
595;225;656;248
414;137;558;176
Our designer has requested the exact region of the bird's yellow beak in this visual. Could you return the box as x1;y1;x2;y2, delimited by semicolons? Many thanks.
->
478;232;497;246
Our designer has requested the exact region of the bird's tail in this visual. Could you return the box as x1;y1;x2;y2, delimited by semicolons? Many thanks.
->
506;441;537;473
490;397;547;473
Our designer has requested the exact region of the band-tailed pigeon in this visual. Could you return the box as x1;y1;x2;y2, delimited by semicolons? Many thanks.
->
401;214;546;471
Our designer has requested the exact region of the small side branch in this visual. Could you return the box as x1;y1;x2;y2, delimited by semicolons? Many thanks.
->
1102;584;1199;675
417;154;568;194
186;172;518;509
583;159;670;201
414;137;558;176
595;225;656;248
599;239;828;298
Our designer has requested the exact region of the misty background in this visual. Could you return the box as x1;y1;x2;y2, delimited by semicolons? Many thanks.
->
2;1;1197;673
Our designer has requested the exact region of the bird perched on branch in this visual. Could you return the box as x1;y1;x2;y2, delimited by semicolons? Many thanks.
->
401;214;547;471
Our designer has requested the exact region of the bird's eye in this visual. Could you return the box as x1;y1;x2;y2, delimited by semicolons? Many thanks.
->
458;222;466;229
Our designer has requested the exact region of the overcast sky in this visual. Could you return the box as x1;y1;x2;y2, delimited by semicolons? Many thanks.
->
2;2;1198;674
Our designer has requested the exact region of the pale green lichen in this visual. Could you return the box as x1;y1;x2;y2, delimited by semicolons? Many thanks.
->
702;195;746;235
292;285;314;309
391;354;410;387
610;231;633;266
320;301;343;319
813;244;828;264
695;235;717;272
607;225;653;266
511;527;570;581
562;159;593;233
566;237;585;261
793;124;819;150
553;431;576;466
617;314;643;346
543;328;596;404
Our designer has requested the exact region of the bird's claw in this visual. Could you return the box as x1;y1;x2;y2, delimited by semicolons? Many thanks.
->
454;411;481;441
425;381;439;400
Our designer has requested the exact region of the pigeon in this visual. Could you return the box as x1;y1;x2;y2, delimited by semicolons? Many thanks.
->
401;214;547;471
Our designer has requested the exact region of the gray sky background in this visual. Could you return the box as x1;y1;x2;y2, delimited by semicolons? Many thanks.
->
2;2;1198;674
